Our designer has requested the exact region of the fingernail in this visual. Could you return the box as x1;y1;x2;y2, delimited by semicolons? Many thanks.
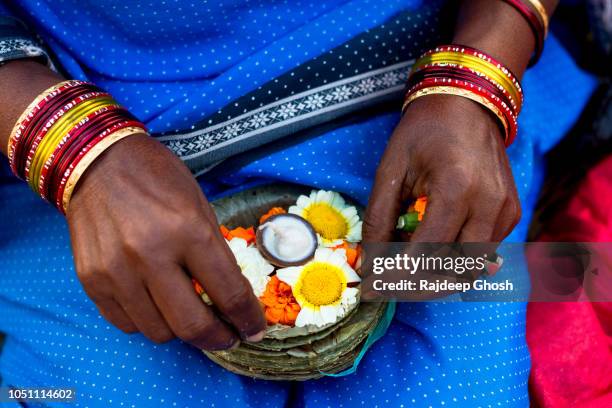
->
246;330;265;343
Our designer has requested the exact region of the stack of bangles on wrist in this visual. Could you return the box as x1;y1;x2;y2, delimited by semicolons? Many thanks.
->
403;45;524;147
7;80;148;214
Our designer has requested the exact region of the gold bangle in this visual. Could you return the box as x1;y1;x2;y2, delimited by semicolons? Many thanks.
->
411;60;521;114
28;97;117;191
524;0;549;35
62;127;145;213
414;54;521;106
29;98;117;191
416;47;524;95
7;80;82;163
402;86;509;144
35;102;121;196
413;53;523;111
414;51;523;96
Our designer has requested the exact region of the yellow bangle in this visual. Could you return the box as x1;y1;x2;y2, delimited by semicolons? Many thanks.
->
27;96;114;187
524;0;549;35
35;102;121;196
413;53;523;112
28;97;117;191
62;127;145;213
402;86;509;144
7;80;82;164
413;53;522;107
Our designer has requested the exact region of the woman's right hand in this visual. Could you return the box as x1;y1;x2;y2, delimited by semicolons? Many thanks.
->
66;133;266;350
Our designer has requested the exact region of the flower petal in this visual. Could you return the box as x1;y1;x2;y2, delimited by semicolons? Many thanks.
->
315;190;329;204
330;192;346;208
342;287;360;304
295;307;314;327
311;309;327;327
314;247;334;262
260;260;275;276
246;274;270;297
297;195;311;209
341;206;358;220
276;267;302;286
346;221;362;242
319;237;344;248
342;265;361;283
320;305;340;323
328;249;348;267
228;237;248;251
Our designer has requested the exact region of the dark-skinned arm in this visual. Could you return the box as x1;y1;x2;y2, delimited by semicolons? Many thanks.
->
0;60;266;349
364;0;559;244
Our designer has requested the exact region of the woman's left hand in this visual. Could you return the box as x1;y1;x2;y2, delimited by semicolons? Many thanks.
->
363;93;521;244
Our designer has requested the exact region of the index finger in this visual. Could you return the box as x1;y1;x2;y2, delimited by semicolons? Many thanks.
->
363;164;405;243
410;188;469;243
146;264;239;350
185;228;266;341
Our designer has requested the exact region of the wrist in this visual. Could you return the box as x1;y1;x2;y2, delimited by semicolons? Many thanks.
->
7;79;148;212
401;94;503;143
0;60;63;155
404;44;522;146
452;0;536;77
452;0;559;75
67;132;151;212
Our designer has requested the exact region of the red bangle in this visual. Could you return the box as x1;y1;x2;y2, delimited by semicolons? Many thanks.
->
16;85;102;179
16;84;99;176
421;45;524;101
407;64;518;116
9;80;148;212
47;111;135;205
9;81;90;177
8;81;84;173
49;111;137;205
23;91;108;183
406;45;524;147
405;77;518;146
38;105;126;199
54;121;145;212
500;0;546;65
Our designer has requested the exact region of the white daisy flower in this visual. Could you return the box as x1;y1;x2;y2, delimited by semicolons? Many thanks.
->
227;238;274;297
288;190;362;247
276;248;361;327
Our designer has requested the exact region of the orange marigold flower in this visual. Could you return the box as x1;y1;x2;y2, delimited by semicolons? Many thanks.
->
219;225;256;245
407;196;428;221
414;196;427;221
220;225;231;239
259;207;287;224
333;241;361;268
260;275;301;326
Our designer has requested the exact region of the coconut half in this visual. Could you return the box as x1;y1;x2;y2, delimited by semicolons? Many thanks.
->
256;213;317;267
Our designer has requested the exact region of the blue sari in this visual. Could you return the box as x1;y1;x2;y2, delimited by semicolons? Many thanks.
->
0;0;597;407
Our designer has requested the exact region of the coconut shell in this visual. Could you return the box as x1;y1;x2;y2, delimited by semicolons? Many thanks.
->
255;213;317;267
205;183;387;380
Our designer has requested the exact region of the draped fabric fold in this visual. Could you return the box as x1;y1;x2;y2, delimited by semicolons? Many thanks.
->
1;0;451;175
156;4;451;173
